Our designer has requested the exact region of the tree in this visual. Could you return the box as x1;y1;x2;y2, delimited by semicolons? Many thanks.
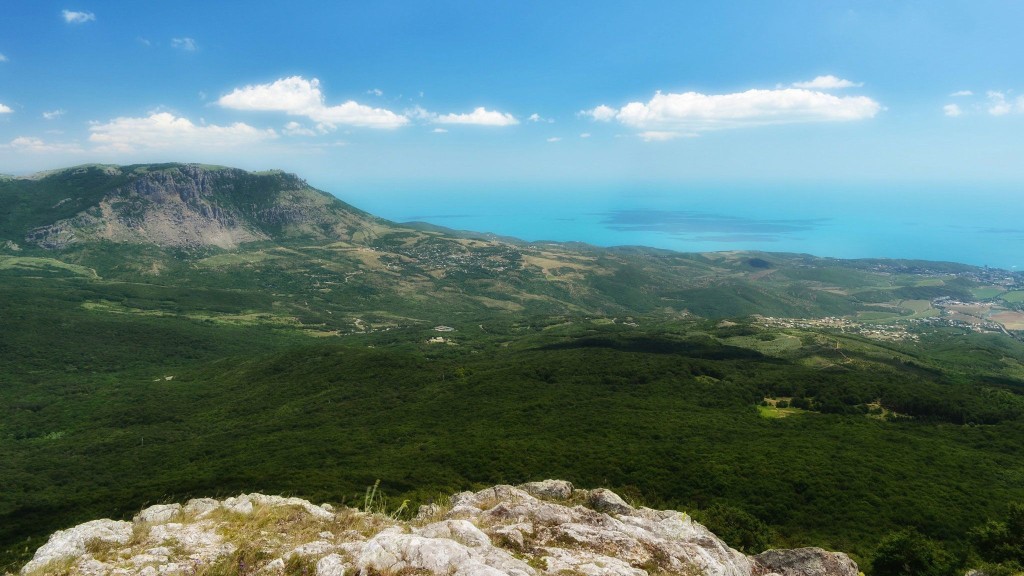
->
694;503;775;553
872;529;951;576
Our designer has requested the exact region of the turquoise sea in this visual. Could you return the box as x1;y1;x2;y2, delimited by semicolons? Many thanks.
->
335;183;1024;271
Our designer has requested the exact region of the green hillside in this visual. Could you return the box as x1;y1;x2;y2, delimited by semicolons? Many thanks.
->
2;164;1024;574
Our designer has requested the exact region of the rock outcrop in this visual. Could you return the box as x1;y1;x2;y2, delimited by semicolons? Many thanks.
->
15;482;858;576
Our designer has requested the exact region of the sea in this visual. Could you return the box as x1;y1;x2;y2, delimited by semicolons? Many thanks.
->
335;183;1024;272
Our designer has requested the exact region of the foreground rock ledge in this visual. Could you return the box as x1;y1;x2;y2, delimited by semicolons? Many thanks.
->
16;480;858;576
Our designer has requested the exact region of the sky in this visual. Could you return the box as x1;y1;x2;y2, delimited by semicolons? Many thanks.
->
2;1;1024;193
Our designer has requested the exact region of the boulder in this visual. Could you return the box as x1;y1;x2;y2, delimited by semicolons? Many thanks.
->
587;488;635;515
753;547;860;576
518;480;574;500
134;504;181;524
20;519;132;574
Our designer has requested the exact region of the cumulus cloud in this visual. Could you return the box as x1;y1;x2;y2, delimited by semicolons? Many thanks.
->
528;113;554;123
585;105;617;121
42;109;65;120
985;91;1024;116
943;104;962;117
0;103;12;114
171;37;198;51
435;107;518;126
283;121;317;136
218;76;408;129
6;136;83;153
62;10;95;24
791;75;863;89
585;87;881;138
88;112;276;152
950;90;973;97
367;88;383;96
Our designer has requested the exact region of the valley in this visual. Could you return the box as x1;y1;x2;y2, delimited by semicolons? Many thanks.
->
1;164;1024;574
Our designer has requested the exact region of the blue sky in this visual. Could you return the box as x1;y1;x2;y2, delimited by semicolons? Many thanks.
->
2;1;1024;191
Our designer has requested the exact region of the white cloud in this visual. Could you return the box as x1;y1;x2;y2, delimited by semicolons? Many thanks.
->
0;53;7;62
943;104;962;117
950;90;973;97
985;91;1024;116
367;88;383;96
639;131;689;142
435;107;518;126
283;121;317;136
62;10;95;24
88;112;276;152
585;105;617;121
171;37;198;51
546;137;561;142
587;87;881;135
987;91;1010;115
406;106;434;120
7;136;83;153
432;128;448;133
218;76;408;129
579;132;591;139
42;109;65;120
791;75;863;89
0;103;12;114
528;113;554;123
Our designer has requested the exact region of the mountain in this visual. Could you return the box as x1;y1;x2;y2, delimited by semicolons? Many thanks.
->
1;163;383;250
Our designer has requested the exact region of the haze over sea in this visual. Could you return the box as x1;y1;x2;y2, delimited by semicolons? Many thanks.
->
339;184;1023;272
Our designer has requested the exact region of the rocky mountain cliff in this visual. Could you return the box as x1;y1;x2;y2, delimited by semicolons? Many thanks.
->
15;481;857;576
3;164;384;250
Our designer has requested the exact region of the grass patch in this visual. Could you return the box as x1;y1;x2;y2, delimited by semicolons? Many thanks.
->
972;286;1007;300
0;256;98;278
1001;291;1024;304
757;398;810;419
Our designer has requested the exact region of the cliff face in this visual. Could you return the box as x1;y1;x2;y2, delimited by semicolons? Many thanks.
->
20;164;382;250
16;481;858;576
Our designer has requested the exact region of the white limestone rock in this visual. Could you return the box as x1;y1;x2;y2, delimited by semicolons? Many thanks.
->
316;553;348;576
19;483;860;576
182;498;220;518
518;479;574;500
134;504;181;525
21;519;132;574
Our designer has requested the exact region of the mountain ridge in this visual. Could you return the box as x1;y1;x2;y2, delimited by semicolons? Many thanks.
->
3;163;382;250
